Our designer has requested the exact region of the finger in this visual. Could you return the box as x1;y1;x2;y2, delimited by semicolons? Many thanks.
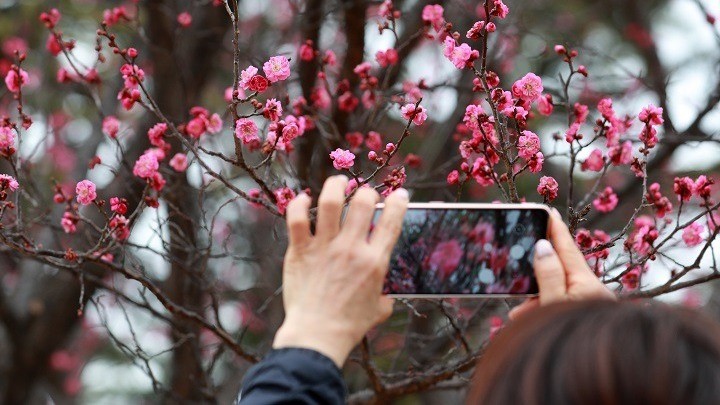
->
285;193;312;248
315;175;349;242
370;189;409;266
548;209;594;280
508;298;539;321
375;296;394;324
533;239;567;305
340;187;380;240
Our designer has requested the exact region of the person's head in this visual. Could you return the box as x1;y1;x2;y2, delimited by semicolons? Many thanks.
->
469;300;720;405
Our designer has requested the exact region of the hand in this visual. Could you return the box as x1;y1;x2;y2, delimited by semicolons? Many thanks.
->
273;176;409;367
509;209;615;320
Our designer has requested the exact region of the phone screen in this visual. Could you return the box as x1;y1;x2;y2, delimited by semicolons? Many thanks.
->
376;206;548;295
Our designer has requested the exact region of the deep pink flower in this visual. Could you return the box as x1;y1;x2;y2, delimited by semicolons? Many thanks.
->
447;170;460;185
177;11;192;27
281;122;300;143
147;123;167;148
239;66;258;90
638;104;664;126
537;94;554;116
133;151;159;179
0;174;19;192
511;73;543;102
683;222;705;247
631;217;658;254
169;153;188;172
472;157;494;186
0;126;15;149
537;176;559;202
621;266;642;291
597;98;615;121
263;98;283;122
492;0;510;18
366;131;382;150
581;149;605;172
235;118;259;144
375;49;399;67
338;92;359;112
263;56;291;83
102;116;120;139
75;180;97;206
46;34;63;56
4;68;29;93
517;130;540;159
646;183;673;218
299;41;315;61
565;123;580;143
674;177;695;202
609;141;633;165
274;187;296;215
329;148;355;170
61;211;77;234
466;21;485;40
421;4;445;31
593;187;618;213
429;239;462;280
400;103;428;126
528;152;544;173
694;175;714;199
110;197;128;215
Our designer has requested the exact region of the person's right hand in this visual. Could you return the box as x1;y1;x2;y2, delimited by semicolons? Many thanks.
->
509;209;615;320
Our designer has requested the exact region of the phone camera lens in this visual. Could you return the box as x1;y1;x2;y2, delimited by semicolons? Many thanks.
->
513;224;526;235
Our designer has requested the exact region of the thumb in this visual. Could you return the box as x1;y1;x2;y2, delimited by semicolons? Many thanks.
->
534;239;567;305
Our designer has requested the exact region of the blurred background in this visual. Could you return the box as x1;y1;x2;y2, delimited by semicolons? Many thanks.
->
1;0;720;403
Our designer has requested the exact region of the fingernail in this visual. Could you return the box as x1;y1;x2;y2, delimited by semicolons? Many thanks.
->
393;188;409;201
534;239;554;258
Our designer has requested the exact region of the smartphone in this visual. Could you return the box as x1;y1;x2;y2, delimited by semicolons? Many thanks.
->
373;202;550;297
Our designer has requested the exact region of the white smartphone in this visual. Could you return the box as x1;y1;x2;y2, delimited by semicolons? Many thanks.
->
373;202;551;298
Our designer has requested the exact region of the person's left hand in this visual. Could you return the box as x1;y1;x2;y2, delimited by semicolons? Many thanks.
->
273;176;409;367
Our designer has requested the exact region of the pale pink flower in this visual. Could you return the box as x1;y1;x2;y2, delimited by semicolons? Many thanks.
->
0;126;15;149
537;176;559;202
239;66;258;90
169;153;188;172
329;148;355;170
206;113;223;134
400;104;428;126
581;149;605;172
235;118;259;144
133;151;159;179
102;116;120;138
511;73;543;102
429;240;462;280
61;211;77;234
263;56;291;83
683;222;705;247
593;187;618;213
75;180;97;205
517;130;540;159
443;37;473;69
4;68;29;93
421;4;445;31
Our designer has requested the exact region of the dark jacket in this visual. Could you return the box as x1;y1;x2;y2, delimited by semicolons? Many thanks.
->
236;348;346;404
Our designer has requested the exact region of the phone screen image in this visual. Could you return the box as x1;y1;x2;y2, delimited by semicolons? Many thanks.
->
377;206;548;296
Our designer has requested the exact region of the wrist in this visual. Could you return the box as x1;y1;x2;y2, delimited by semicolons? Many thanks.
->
273;312;356;367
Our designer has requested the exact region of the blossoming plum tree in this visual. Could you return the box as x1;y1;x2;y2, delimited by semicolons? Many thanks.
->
1;0;719;402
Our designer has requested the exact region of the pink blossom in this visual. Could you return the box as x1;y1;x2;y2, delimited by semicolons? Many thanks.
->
110;197;128;215
443;37;474;69
674;176;695;202
353;62;372;77
0;174;19;192
169;153;188;172
609;141;633;165
682;222;705;247
329;148;355;170
429;240;462;280
593;187;618;213
263;56;291;83
75;180;97;206
517;130;540;159
631;217;658;254
133;151;159;179
263;98;283;122
206;113;223;134
345;177;366;195
102;116;120;139
621;266;642;291
472;157;494;186
466;21;485;39
581;149;605;172
492;0;510;18
421;4;445;31
281;122;300;143
299;41;315;61
235;118;259;144
186;117;206;138
274;187;296;215
694;175;714;199
537;176;559;202
4;68;29;93
400;104;428;126
646;183;673;218
565;123;580;143
511;73;543;102
0;126;15;149
61;211;77;234
110;215;130;241
366;131;382;150
239;66;258;90
177;11;192;27
375;49;399;67
597;98;615;121
528;152;544;173
147;123;167;148
447;170;460;185
638;104;664;125
323;50;337;66
537;94;554;116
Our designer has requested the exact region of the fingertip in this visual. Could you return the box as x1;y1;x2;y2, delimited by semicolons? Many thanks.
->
534;239;555;261
391;188;409;202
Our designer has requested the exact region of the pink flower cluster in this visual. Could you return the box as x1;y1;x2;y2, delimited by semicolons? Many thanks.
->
646;183;673;218
537;176;559;202
400;103;428;126
102;116;120;139
240;55;291;93
674;175;714;202
186;107;222;139
638;104;664;150
75;180;97;206
442;37;478;69
592;187;618;213
0;126;16;150
683;222;705;247
329;148;355;170
0;174;19;194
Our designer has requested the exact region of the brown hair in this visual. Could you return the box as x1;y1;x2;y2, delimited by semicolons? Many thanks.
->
468;300;720;405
